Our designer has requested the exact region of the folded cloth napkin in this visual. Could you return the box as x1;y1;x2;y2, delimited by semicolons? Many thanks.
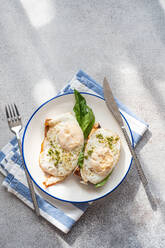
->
0;70;148;233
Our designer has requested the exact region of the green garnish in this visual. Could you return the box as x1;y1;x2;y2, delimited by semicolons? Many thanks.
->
54;161;58;166
73;89;95;168
48;148;60;166
48;148;53;155
106;136;114;142
106;136;114;150
84;155;88;159
77;150;84;168
95;169;114;188
50;140;56;148
87;150;93;156
73;89;95;139
96;134;103;139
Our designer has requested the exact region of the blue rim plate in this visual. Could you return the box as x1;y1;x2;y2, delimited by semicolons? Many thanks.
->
22;92;134;203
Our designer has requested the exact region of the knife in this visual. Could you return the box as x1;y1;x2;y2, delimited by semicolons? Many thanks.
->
103;78;157;210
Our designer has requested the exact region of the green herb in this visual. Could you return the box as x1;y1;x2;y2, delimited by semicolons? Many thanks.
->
54;161;58;166
50;140;56;148
48;148;53;155
87;150;93;156
73;89;95;139
48;148;60;166
106;136;114;142
84;155;88;159
98;140;104;144
54;150;60;166
77;150;84;168
115;136;119;142
95;169;114;188
96;134;103;139
106;136;114;150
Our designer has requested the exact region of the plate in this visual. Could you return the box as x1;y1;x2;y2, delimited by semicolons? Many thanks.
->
22;92;133;203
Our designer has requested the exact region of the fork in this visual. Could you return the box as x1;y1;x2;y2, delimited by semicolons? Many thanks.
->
5;103;40;216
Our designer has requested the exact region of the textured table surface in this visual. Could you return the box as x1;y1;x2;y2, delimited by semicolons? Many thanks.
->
0;1;165;247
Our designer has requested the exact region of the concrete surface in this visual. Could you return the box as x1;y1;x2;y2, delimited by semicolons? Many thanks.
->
0;0;165;247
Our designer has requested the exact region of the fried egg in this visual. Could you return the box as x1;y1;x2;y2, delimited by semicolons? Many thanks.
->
80;128;120;184
39;112;84;186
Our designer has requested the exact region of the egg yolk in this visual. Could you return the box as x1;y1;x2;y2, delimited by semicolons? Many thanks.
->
89;147;114;176
57;122;84;151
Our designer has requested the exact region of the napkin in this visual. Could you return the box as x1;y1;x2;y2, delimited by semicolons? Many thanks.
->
0;70;148;233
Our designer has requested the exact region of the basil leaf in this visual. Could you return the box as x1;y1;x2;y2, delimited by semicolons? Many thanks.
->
95;169;114;188
73;89;95;168
77;151;84;169
73;89;95;139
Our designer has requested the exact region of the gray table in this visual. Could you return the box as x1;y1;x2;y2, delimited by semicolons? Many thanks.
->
0;1;165;247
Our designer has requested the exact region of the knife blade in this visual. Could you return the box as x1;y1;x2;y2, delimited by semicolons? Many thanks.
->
103;77;148;185
103;77;157;210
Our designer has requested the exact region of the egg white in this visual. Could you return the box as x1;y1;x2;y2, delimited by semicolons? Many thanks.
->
80;128;121;184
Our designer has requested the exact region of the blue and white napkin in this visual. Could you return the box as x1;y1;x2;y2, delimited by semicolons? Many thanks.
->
0;70;148;233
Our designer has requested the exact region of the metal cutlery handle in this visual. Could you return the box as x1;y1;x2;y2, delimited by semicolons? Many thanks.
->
16;134;40;216
121;127;148;186
122;127;157;210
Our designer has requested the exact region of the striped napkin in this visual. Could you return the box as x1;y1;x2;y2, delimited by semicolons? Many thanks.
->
0;70;148;233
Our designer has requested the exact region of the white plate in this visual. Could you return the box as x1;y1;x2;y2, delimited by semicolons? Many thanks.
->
22;92;133;203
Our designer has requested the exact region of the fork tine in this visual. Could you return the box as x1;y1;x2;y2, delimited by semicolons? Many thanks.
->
14;104;20;119
5;105;10;119
11;104;16;118
8;104;13;119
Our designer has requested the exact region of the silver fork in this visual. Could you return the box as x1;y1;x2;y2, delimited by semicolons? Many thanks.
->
5;104;40;216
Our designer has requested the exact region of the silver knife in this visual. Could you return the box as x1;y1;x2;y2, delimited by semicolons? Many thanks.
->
103;78;157;210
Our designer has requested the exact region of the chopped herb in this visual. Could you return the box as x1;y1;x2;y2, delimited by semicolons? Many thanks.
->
106;136;114;142
48;148;53;155
54;161;58;166
106;136;114;149
50;140;56;148
54;150;60;166
115;136;119;142
87;150;93;156
84;155;88;159
48;148;60;166
96;134;104;139
55;149;60;156
110;144;114;149
77;150;84;168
